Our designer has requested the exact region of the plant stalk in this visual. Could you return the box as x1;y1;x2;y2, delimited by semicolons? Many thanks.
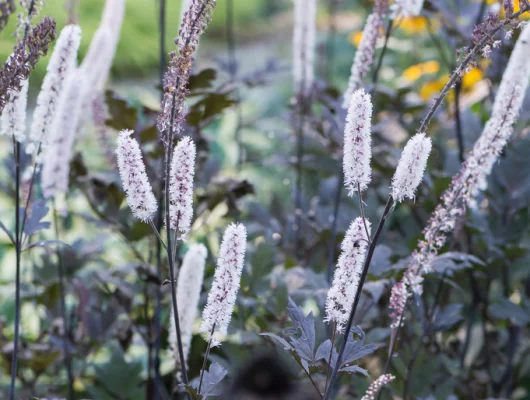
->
323;196;393;400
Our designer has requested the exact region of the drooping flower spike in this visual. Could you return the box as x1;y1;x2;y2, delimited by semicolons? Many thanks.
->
325;217;371;333
115;129;158;222
200;223;247;346
389;22;530;327
343;89;373;196
170;243;207;368
391;133;432;203
293;0;317;96
168;136;196;238
27;24;81;155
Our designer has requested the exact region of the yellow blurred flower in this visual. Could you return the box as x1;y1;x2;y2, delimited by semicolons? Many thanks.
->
402;61;441;81
500;0;530;19
399;16;431;34
419;77;446;100
419;67;484;101
349;31;364;47
462;67;484;90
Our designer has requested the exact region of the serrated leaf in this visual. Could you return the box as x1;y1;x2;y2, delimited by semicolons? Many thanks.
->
339;365;369;376
431;252;484;275
285;297;316;362
191;362;227;398
23;200;50;236
315;339;334;362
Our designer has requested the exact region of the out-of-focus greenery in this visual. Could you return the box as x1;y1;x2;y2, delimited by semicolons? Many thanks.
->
0;0;286;85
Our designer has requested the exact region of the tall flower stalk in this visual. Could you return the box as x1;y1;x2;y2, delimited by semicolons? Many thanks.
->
378;12;530;396
390;20;530;328
156;2;216;392
323;133;431;400
292;0;316;261
7;13;56;400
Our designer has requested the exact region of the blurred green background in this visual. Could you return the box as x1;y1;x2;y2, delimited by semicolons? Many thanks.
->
0;0;289;84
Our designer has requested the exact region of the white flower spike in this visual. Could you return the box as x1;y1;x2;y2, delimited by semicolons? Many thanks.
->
391;133;432;203
343;89;373;196
200;223;247;346
325;217;371;333
115;129;158;222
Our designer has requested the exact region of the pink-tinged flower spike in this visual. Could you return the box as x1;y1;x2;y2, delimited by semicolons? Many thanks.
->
115;129;158;222
343;89;373;195
361;374;395;400
388;281;408;328
293;0;317;96
325;218;371;333
27;24;81;155
200;223;247;346
391;133;432;203
169;243;207;368
168;136;196;237
180;0;193;22
342;13;382;108
41;73;87;199
387;22;530;323
391;0;424;17
158;0;216;143
0;78;28;143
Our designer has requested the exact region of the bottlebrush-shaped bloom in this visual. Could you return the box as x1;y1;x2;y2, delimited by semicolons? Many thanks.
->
0;78;28;142
158;0;216;143
200;223;247;346
0;16;56;114
80;0;125;93
180;0;193;22
168;136;196;237
361;374;395;400
115;129;157;222
293;0;316;96
388;22;530;327
391;0;424;17
388;281;408;328
41;73;86;199
27;24;81;155
343;13;382;108
391;133;432;203
343;89;373;195
169;243;207;368
325;217;371;333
